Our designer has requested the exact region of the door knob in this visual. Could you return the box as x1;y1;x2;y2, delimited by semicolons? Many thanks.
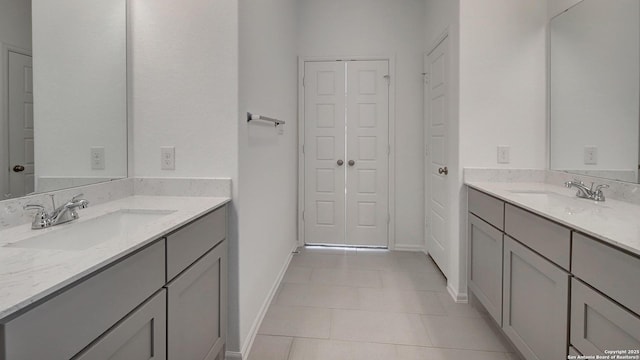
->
12;165;25;173
337;160;344;166
438;167;448;175
348;160;355;166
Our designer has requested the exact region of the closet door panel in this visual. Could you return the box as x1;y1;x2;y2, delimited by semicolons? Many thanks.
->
345;60;389;247
304;61;347;245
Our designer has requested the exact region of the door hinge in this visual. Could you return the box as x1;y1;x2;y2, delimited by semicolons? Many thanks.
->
384;75;390;86
425;145;429;157
302;211;305;221
388;213;391;224
303;76;306;87
302;144;305;154
387;144;391;155
422;72;429;84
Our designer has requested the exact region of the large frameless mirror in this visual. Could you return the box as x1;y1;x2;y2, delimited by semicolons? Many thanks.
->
1;0;128;200
549;0;640;183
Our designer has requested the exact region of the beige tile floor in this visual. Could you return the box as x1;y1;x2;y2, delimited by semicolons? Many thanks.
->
248;247;520;360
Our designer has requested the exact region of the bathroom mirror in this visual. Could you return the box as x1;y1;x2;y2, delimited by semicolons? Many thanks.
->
0;0;127;200
549;0;640;183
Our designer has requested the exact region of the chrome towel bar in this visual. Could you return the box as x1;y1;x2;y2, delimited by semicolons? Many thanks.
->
247;112;285;127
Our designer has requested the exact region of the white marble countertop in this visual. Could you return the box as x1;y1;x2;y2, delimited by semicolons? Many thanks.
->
0;195;230;320
466;181;640;257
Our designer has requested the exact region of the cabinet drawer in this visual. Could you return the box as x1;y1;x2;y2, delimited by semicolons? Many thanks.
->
504;204;571;270
468;188;504;230
572;233;640;315
73;289;167;360
167;206;226;280
468;213;503;326
503;236;569;360
570;279;640;356
1;240;165;360
167;240;227;360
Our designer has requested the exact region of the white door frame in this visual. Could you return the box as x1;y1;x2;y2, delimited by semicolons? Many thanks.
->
1;43;32;199
297;55;396;249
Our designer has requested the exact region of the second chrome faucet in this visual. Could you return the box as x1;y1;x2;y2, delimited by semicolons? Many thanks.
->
564;180;609;202
24;194;89;229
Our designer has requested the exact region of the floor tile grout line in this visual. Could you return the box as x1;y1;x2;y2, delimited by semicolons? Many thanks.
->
284;337;294;360
286;337;519;354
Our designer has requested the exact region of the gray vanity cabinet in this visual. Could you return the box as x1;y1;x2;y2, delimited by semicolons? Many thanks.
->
73;289;167;360
166;241;227;360
502;236;569;360
165;206;227;360
468;213;503;325
570;279;640;356
468;187;640;360
0;204;228;360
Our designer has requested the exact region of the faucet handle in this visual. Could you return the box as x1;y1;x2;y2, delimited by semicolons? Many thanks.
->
594;184;610;192
71;193;85;201
565;179;583;187
593;184;609;202
24;204;50;229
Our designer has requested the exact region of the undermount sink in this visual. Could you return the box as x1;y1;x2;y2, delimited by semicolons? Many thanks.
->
4;209;175;251
509;190;553;195
508;190;568;200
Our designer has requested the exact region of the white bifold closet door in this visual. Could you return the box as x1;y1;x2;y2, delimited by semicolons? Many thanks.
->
304;60;389;248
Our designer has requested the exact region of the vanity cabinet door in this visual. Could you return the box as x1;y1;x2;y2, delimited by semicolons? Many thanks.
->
468;213;503;326
73;289;167;360
503;236;569;360
166;240;227;360
570;279;640;356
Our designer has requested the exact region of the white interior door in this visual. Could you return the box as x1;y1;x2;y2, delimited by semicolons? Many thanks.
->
8;51;34;198
303;60;389;247
304;61;347;245
346;60;389;247
426;37;450;276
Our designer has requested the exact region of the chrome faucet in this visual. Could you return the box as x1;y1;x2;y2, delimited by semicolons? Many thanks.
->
24;194;89;229
564;180;609;202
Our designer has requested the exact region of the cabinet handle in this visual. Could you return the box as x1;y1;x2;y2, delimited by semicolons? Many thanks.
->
12;165;25;172
337;160;344;166
438;167;448;175
348;160;355;166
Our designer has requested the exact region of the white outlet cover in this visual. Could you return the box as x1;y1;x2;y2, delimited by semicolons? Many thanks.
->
584;146;598;165
497;146;510;164
161;146;175;170
90;147;105;170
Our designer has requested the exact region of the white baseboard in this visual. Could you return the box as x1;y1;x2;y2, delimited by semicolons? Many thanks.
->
393;244;425;252
226;243;298;360
225;351;242;360
447;282;469;304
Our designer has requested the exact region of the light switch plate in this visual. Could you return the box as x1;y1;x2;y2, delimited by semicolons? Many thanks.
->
497;146;510;164
584;146;598;165
90;147;105;170
161;146;175;170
